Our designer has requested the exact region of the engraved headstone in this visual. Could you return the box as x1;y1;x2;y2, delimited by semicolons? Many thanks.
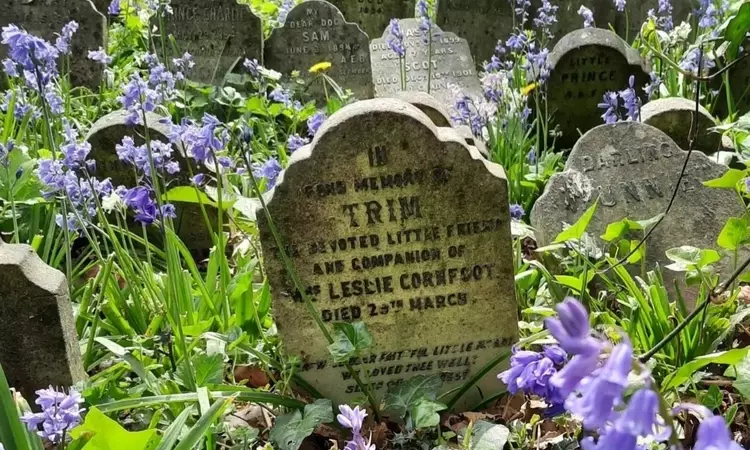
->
546;28;649;149
0;0;106;87
329;0;415;41
390;91;488;156
531;122;744;298
265;0;373;101
435;0;514;65
0;242;85;402
641;97;721;154
161;0;262;84
370;19;482;111
85;110;216;253
258;99;517;407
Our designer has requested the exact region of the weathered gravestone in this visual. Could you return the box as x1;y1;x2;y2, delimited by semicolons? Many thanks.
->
258;99;518;407
86;110;216;254
370;19;482;111
390;91;488;156
161;0;262;84
265;0;373;101
531;122;745;300
0;242;85;401
641;97;721;154
435;0;514;66
0;0;106;87
546;28;649;149
328;0;415;41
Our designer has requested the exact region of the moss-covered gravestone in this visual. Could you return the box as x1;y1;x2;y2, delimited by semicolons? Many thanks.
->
435;0;514;65
0;0;106;88
258;99;517;408
265;0;373;101
0;242;85;401
161;0;262;84
328;0;415;41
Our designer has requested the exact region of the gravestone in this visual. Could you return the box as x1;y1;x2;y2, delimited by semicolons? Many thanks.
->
0;0;106;87
435;0;513;65
329;0;415;41
390;91;488;156
641;97;721;154
161;0;262;84
531;122;744;300
258;99;517;407
546;28;649;149
370;19;482;111
0;242;85;402
86;110;215;254
265;0;373;101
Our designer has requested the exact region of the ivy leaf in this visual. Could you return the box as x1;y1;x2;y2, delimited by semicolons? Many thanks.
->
409;397;446;429
553;199;598;243
70;407;160;450
327;322;373;363
383;375;442;421
702;385;723;411
717;217;750;251
733;352;750;400
269;399;333;450
464;421;510;450
703;169;745;189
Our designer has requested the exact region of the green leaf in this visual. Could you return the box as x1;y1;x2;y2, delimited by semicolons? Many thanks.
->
384;375;442;421
95;337;162;394
327;322;374;363
664;348;750;390
701;385;723;410
163;186;216;206
409;398;446;429
733;352;750;400
173;398;232;450
0;362;37;450
553;199;598;243
467;421;510;450
70;408;160;450
193;354;224;387
153;407;193;450
269;399;334;450
717;217;749;251
725;2;750;60
703;169;746;189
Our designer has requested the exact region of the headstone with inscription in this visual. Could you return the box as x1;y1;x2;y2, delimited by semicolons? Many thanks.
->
258;99;517;407
546;28;649;149
265;0;373;101
435;0;514;65
641;97;720;154
160;0;262;84
86;110;216;254
370;19;482;111
329;0;415;41
0;242;85;402
0;0;106;87
531;122;744;299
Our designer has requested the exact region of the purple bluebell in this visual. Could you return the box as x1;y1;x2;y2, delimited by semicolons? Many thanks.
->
54;21;78;55
243;58;260;78
655;0;674;30
0;139;13;168
386;19;405;58
694;415;743;450
578;6;595;28
612;389;664;438
55;213;81;232
172;52;194;79
597;91;619;124
192;173;206;186
287;134;309;152
45;90;65;115
307;111;326;137
21;387;83;444
451;94;486;136
613;0;626;12
534;0;558;38
696;0;719;28
484;54;503;72
417;0;432;45
580;428;638;450
499;345;568;410
278;0;294;25
2;58;17;77
88;48;112;65
526;148;537;164
514;0;532;26
506;32;527;52
545;298;603;356
526;46;551;82
118;74;157;125
482;72;503;103
60;125;92;170
252;158;282;189
680;48;715;76
108;0;121;15
116;136;179;177
269;86;292;107
509;204;525;220
337;405;373;450
122;186;173;225
644;72;661;99
1;24;59;84
618;75;639;121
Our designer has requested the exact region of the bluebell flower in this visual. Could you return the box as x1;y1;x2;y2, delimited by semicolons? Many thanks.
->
386;19;405;58
1;24;59;86
545;298;603;356
287;134;309;152
484;54;503;72
278;0;294;25
122;186;173;225
269;86;292;106
307;111;326;137
55;213;82;232
578;6;595;28
618;75;639;121
506;32;527;52
417;0;432;45
108;0;121;15
526;148;537;164
243;58;260;78
54;21;78;56
597;91;619;124
499;345;567;408
644;72;661;99
534;0;558;38
119;74;156;125
172;52;194;79
192;173;206;186
696;0;719;28
526;46;551;82
45;90;65;115
694;415;743;450
252;158;282;189
680;48;715;76
21;387;83;443
514;0;532;26
337;405;374;450
0;139;13;168
2;58;17;77
116;136;179;177
655;0;674;30
88;47;112;65
613;0;626;12
451;94;486;136
482;72;503;103
509;204;525;220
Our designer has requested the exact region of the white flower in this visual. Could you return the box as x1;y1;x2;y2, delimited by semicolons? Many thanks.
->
259;67;282;81
101;192;124;213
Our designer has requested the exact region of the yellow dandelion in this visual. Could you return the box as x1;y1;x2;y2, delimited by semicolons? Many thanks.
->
521;82;537;95
309;62;332;74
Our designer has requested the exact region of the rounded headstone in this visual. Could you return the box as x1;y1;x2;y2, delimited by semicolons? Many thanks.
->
641;97;720;154
546;28;650;149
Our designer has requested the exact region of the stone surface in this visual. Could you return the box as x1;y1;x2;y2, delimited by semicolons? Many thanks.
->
328;0;416;41
546;28;649;149
258;98;517;408
85;110;215;253
641;97;721;154
161;0;262;84
390;91;488;156
531;122;745;299
370;19;482;111
0;0;106;88
265;0;373;101
0;242;85;402
435;0;514;66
